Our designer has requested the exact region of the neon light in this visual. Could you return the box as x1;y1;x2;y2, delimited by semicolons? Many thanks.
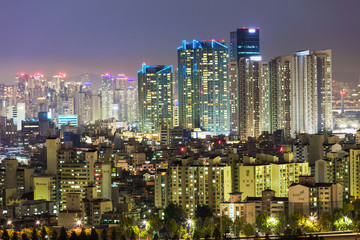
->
212;40;228;49
250;56;262;61
158;65;173;73
101;73;113;78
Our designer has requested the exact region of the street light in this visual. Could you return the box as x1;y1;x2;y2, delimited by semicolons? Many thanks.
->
187;219;192;235
76;220;82;228
6;220;13;229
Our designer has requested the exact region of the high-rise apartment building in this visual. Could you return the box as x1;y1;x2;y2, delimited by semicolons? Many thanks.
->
57;149;111;210
269;55;293;138
291;50;333;136
101;73;114;120
126;78;138;124
113;75;138;123
237;56;270;139
113;74;128;121
7;102;26;131
238;161;309;198
165;157;232;217
270;50;333;138
138;64;173;134
178;40;229;135
91;92;101;123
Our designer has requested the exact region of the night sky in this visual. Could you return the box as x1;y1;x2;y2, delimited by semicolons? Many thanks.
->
1;0;359;87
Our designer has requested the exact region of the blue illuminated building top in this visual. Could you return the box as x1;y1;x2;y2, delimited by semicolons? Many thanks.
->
177;39;228;50
137;64;172;74
230;27;260;62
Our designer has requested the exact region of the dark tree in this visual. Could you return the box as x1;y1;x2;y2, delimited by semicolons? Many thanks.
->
129;231;135;240
213;227;221;240
51;231;58;240
243;224;255;237
22;233;29;240
195;205;213;221
100;230;107;240
11;232;18;240
164;202;186;223
78;229;87;240
40;228;47;240
256;212;270;234
89;229;98;240
59;227;68;240
193;230;201;240
31;228;39;240
2;230;10;240
69;232;78;240
110;230;116;240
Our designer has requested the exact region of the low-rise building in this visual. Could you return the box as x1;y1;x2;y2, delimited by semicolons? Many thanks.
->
288;176;343;216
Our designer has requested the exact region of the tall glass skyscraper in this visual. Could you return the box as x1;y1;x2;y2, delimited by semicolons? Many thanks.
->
178;40;229;135
138;64;173;134
230;27;260;62
229;28;260;138
101;73;114;120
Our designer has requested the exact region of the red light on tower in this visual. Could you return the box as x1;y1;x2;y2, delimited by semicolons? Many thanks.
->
180;147;185;152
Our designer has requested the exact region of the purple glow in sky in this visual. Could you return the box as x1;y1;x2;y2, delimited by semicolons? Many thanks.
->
0;0;359;84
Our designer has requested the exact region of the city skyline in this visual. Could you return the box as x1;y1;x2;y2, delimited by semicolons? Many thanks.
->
0;0;359;86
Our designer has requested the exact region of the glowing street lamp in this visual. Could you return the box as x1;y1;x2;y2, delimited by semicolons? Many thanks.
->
76;220;83;228
186;219;192;234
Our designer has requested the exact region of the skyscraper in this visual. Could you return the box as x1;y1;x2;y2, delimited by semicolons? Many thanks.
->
178;40;229;135
229;27;260;138
101;73;114;120
126;78;138;124
270;50;333;138
138;64;173;134
237;56;270;139
113;74;128;121
230;27;260;62
113;75;138;124
291;50;333;135
269;55;293;138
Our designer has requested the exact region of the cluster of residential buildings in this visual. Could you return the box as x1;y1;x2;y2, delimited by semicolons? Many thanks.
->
0;26;355;230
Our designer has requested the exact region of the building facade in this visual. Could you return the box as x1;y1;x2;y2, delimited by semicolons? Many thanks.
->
138;64;173;134
178;40;230;135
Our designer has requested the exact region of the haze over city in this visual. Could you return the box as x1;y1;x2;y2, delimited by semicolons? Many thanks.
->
2;1;360;239
1;0;360;87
